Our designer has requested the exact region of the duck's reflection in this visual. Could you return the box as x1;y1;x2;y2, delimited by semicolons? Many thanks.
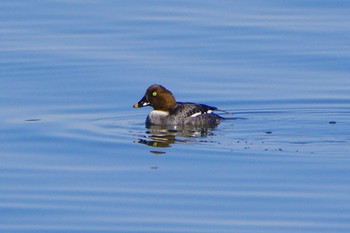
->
136;124;218;150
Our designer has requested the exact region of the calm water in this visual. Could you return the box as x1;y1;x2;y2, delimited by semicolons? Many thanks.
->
1;1;350;232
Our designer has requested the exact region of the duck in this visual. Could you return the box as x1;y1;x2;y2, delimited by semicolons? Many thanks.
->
133;84;224;126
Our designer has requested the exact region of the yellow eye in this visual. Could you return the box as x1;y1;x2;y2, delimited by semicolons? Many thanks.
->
152;91;157;97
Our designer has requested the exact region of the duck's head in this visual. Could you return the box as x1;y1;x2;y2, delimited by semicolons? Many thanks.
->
133;84;176;112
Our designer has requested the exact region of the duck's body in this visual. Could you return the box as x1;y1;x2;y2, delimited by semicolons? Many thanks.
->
145;102;220;126
134;84;223;126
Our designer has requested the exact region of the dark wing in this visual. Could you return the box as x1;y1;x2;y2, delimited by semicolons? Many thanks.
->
173;102;218;118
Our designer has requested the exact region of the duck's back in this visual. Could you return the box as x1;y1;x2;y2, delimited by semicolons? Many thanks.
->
173;102;221;125
146;102;221;126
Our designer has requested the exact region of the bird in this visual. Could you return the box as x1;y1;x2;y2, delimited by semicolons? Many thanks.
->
133;84;225;126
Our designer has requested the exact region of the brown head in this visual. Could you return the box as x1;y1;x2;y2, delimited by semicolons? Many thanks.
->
133;84;176;111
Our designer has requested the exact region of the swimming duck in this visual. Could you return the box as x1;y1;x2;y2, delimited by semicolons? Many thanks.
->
133;84;223;126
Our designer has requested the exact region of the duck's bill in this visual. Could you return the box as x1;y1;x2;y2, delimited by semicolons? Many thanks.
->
133;96;150;108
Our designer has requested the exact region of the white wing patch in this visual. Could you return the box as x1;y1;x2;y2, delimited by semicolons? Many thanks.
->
190;110;213;118
190;112;202;118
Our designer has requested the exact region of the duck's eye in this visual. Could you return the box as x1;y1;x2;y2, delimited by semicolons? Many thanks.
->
152;91;157;97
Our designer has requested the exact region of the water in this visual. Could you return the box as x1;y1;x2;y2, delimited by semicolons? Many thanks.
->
1;1;350;232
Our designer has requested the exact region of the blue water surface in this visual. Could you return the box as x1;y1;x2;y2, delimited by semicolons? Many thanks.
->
1;1;350;232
